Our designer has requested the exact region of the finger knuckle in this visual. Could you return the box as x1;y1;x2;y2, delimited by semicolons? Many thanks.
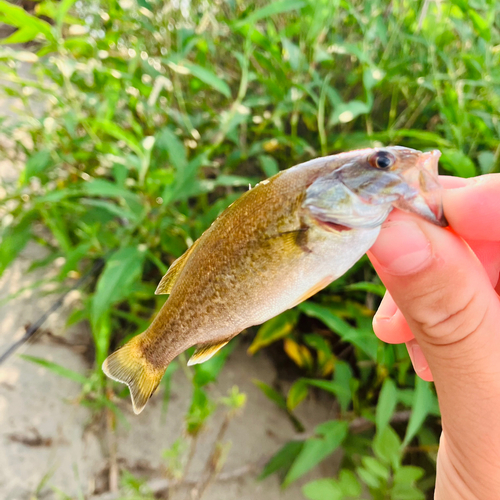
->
411;290;489;346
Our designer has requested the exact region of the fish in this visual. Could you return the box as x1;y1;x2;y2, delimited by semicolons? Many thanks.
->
103;146;446;414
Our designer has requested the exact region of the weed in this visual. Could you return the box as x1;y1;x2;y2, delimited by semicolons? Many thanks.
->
1;0;498;498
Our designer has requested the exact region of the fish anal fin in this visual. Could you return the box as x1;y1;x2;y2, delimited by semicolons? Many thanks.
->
187;340;229;366
102;333;166;414
155;240;199;295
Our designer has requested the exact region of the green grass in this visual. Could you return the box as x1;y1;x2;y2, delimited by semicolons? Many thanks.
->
0;0;499;498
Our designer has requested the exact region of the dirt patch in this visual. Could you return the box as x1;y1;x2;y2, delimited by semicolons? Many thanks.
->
0;244;339;499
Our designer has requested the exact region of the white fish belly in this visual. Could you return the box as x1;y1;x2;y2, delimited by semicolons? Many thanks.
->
238;225;380;328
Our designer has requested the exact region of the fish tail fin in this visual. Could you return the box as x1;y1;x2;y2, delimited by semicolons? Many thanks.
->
102;333;166;415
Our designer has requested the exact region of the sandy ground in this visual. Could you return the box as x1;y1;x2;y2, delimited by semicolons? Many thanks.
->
0;58;340;500
0;245;339;500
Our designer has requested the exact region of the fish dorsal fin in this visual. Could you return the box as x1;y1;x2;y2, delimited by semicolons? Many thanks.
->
155;240;199;295
187;340;229;366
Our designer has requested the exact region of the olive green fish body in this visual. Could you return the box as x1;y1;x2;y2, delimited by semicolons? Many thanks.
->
103;147;446;413
144;165;379;365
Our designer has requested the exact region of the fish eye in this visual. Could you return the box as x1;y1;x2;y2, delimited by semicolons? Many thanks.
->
369;151;396;169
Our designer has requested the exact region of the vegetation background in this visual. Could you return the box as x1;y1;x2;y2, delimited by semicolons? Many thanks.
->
0;0;499;498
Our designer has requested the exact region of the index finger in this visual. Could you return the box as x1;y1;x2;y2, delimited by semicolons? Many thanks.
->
442;174;500;241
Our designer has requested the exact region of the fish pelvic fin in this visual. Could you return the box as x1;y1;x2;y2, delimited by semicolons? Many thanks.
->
187;340;229;366
102;334;165;415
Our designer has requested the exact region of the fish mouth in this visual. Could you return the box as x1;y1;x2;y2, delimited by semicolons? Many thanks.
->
394;150;448;227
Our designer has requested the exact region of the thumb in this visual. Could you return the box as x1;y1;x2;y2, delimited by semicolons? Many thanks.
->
368;210;500;382
368;211;500;495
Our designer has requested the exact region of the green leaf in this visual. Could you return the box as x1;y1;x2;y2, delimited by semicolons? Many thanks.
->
376;378;397;432
356;466;381;489
58;242;92;277
36;188;83;203
393;466;424;485
390;483;425;500
361;456;390;481
334;361;353;413
259;440;304;480
468;9;490;41
303;479;342;500
40;207;72;253
23;150;52;182
237;0;306;26
303;333;333;356
19;355;88;385
478;151;496;174
1;26;40;44
55;0;78;27
182;62;231;98
164;153;208;204
330;100;371;126
284;420;348;486
253;379;287;411
363;67;386;91
403;377;435;446
299;302;380;360
0;0;54;40
342;328;379;360
373;425;401;469
91;246;146;326
85;179;134;199
96;120;143;158
287;379;308;411
258;154;279;177
374;129;451;148
0;214;33;278
85;179;143;216
92;312;111;368
81;199;138;222
298;302;351;337
248;309;298;354
344;281;386;297
304;378;351;408
186;386;215;435
440;149;476;178
338;469;362;497
155;127;187;171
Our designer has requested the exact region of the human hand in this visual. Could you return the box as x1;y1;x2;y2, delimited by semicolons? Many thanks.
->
368;174;500;499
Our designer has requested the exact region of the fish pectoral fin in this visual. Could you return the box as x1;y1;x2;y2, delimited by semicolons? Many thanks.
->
266;227;310;253
155;240;200;295
102;334;166;415
187;340;230;366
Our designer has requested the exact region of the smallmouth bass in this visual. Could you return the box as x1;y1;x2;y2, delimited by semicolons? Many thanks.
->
103;146;445;414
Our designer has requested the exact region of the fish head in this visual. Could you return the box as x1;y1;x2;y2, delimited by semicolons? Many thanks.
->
383;147;446;226
304;146;447;230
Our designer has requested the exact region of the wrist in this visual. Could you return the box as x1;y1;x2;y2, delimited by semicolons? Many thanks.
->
435;433;500;500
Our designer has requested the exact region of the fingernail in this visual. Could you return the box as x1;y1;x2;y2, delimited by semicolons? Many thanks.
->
410;343;428;373
371;221;432;275
373;292;397;322
441;176;469;190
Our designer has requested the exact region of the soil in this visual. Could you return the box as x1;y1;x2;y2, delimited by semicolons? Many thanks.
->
0;243;340;499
